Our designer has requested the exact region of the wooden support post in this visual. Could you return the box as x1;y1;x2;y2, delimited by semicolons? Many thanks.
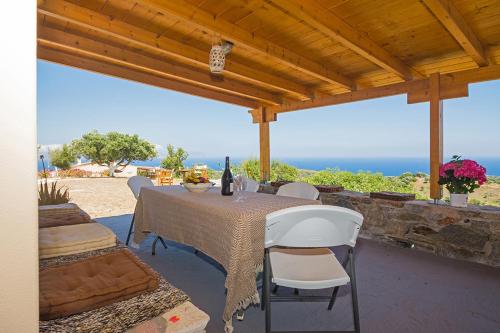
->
259;121;271;183
429;73;443;200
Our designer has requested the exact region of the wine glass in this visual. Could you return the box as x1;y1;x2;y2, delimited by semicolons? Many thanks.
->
233;174;243;202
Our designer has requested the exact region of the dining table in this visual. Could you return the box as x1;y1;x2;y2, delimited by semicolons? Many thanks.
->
132;185;319;332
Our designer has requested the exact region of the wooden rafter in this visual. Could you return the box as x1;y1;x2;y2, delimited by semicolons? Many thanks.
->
266;0;418;80
136;0;356;90
38;26;282;105
422;0;488;67
37;0;312;100
38;46;259;108
38;46;260;108
251;64;500;117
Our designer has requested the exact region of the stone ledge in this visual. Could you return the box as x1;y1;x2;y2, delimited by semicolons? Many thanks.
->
321;191;500;267
259;184;500;267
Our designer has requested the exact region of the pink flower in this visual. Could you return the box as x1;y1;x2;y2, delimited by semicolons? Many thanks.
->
439;162;457;177
441;159;486;182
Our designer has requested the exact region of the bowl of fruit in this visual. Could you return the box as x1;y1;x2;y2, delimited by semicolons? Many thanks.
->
182;173;214;193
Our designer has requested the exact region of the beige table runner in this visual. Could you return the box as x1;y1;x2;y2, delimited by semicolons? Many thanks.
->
133;186;318;331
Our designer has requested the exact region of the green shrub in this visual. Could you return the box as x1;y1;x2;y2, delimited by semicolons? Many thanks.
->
487;176;500;184
238;158;261;181
303;169;415;194
49;144;76;170
207;168;222;179
161;144;188;177
234;159;299;183
271;160;299;182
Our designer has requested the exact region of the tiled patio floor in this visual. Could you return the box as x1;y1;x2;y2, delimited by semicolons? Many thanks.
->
98;214;500;333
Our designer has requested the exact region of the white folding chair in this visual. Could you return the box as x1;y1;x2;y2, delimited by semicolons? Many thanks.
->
276;182;320;200
243;176;260;192
126;176;167;254
262;205;364;333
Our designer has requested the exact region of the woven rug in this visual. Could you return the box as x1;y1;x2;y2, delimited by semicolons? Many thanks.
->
39;245;190;333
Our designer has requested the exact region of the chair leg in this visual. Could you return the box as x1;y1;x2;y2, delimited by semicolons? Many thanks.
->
261;250;268;310
349;248;361;333
327;286;340;310
125;213;135;246
264;249;272;333
152;237;159;256
272;284;279;294
152;236;168;255
158;236;168;249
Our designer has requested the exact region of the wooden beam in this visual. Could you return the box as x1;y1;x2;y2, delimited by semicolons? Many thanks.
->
444;64;500;84
137;0;356;90
422;0;488;67
37;46;260;108
259;119;271;182
38;26;281;105
250;106;277;123
37;0;312;99
429;73;443;200
253;64;500;115
267;0;418;80
407;79;468;103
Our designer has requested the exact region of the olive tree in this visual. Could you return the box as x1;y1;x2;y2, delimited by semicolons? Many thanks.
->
72;131;157;177
49;144;77;170
161;144;188;176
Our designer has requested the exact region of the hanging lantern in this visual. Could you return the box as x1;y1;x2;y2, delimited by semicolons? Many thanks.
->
209;41;233;74
209;45;226;74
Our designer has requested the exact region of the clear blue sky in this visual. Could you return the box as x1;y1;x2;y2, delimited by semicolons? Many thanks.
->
37;60;500;159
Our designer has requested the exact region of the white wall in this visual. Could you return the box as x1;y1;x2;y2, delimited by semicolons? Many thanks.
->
0;2;38;333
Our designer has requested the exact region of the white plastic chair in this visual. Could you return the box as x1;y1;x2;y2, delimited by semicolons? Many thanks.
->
262;205;364;333
276;182;319;200
126;176;167;253
243;176;260;192
127;176;153;200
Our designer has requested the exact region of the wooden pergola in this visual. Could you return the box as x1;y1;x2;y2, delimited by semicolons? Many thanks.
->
37;0;500;199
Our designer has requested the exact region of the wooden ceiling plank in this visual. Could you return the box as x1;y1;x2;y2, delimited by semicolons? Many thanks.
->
38;25;281;105
135;0;356;90
37;0;312;99
37;45;260;108
422;0;488;66
266;0;418;81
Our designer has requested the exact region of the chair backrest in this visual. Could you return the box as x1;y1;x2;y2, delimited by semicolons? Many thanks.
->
243;176;260;192
276;182;319;200
193;165;209;179
158;169;173;178
265;205;364;248
127;176;154;199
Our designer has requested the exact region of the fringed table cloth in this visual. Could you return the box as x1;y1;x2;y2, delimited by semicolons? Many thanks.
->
133;186;318;332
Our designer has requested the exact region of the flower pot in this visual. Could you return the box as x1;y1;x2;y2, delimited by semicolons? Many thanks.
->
450;193;468;207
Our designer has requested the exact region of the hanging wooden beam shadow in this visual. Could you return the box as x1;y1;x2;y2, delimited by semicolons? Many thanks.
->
136;0;356;90
37;26;282;105
267;0;420;80
37;0;312;100
37;46;260;108
429;73;443;200
422;0;488;66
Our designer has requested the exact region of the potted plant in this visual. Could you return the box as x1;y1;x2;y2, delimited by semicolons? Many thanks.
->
438;156;487;207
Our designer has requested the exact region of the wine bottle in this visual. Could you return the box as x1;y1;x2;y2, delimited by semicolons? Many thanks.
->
221;156;234;196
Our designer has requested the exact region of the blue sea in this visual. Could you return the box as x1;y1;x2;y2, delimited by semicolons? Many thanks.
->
39;157;500;176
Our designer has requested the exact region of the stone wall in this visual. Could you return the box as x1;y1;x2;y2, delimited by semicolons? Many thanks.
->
259;185;500;267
